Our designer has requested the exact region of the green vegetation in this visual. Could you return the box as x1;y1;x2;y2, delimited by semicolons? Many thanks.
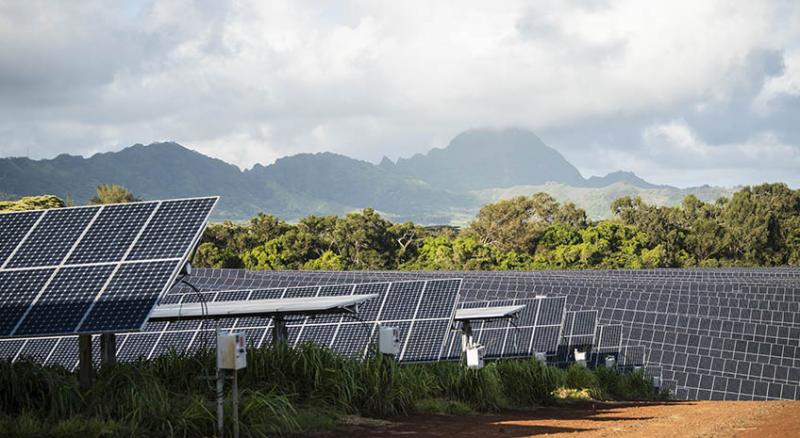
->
5;182;797;269
89;184;141;205
0;344;664;437
0;195;65;212
191;183;800;270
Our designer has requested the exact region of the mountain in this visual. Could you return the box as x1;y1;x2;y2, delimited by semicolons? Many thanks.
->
0;129;734;224
583;171;667;189
381;128;585;190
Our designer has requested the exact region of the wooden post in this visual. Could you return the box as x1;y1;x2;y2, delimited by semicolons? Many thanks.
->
100;333;116;367
78;334;93;391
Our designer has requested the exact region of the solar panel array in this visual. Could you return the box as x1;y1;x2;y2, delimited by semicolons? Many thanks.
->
0;279;462;369
3;263;799;401
0;198;217;338
166;267;800;400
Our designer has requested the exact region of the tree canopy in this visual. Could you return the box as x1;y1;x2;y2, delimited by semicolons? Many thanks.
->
89;184;141;205
4;183;797;270
191;184;800;270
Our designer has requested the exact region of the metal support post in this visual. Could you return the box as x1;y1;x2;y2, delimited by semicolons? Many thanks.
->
272;315;288;344
78;334;93;391
100;333;116;367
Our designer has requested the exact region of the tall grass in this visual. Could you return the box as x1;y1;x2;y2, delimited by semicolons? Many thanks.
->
0;346;666;437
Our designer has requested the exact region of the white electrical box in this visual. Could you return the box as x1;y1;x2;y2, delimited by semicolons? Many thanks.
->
466;345;485;369
652;376;662;388
604;355;616;368
574;349;587;367
217;331;247;370
378;325;401;355
534;352;547;363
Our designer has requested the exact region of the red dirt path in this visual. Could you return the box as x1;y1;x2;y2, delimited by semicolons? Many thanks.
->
324;400;800;437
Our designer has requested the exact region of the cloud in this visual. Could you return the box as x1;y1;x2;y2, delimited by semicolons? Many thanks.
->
639;120;799;186
0;0;797;188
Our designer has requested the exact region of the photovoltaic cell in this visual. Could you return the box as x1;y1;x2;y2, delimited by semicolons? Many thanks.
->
0;269;54;336
0;210;43;267
14;265;116;336
127;198;218;261
67;203;157;264
79;261;178;332
5;207;100;268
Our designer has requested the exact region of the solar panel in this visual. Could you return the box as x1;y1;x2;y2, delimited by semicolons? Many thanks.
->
560;310;597;347
4;278;463;369
0;197;217;338
6;265;800;401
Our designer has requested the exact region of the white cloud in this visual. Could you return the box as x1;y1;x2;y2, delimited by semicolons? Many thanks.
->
755;50;800;110
638;119;800;186
0;0;798;188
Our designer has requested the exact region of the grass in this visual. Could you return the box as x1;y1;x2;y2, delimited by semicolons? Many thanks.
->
0;345;667;437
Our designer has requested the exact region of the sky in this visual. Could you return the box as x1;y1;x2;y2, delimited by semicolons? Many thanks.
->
0;0;798;188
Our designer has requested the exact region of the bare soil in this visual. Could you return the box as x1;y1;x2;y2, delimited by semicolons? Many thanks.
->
323;401;800;437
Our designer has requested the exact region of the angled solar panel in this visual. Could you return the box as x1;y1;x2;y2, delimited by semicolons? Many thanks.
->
560;310;597;347
443;295;566;360
0;197;217;338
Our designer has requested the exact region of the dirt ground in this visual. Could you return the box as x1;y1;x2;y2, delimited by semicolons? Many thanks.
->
326;401;800;437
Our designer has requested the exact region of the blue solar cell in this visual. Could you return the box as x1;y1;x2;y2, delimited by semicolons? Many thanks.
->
0;269;54;336
14;265;115;336
17;338;58;362
79;261;177;332
403;319;449;362
416;279;461;319
128;198;216;261
380;281;425;320
67;203;157;264
0;210;44;267
5;207;100;268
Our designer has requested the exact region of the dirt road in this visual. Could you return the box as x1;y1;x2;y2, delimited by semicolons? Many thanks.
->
328;401;800;437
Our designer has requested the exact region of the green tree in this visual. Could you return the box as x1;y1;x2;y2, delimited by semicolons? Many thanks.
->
0;195;65;212
89;184;140;204
331;209;399;270
464;193;586;254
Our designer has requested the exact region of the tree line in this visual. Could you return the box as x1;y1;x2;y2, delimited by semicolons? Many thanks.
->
193;183;800;270
2;183;798;270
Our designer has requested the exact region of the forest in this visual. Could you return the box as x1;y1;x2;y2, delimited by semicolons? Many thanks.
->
2;183;798;270
191;182;800;270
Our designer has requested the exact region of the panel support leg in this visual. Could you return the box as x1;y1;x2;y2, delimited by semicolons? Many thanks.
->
460;321;473;364
78;334;93;391
100;333;116;367
272;316;288;344
217;368;225;438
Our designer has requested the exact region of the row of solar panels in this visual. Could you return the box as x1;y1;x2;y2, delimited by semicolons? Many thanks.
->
169;268;800;401
0;278;646;374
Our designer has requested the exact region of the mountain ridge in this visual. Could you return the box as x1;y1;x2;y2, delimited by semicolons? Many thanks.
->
0;128;732;223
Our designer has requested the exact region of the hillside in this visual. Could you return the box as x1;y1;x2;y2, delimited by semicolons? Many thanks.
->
0;128;736;223
472;182;736;221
